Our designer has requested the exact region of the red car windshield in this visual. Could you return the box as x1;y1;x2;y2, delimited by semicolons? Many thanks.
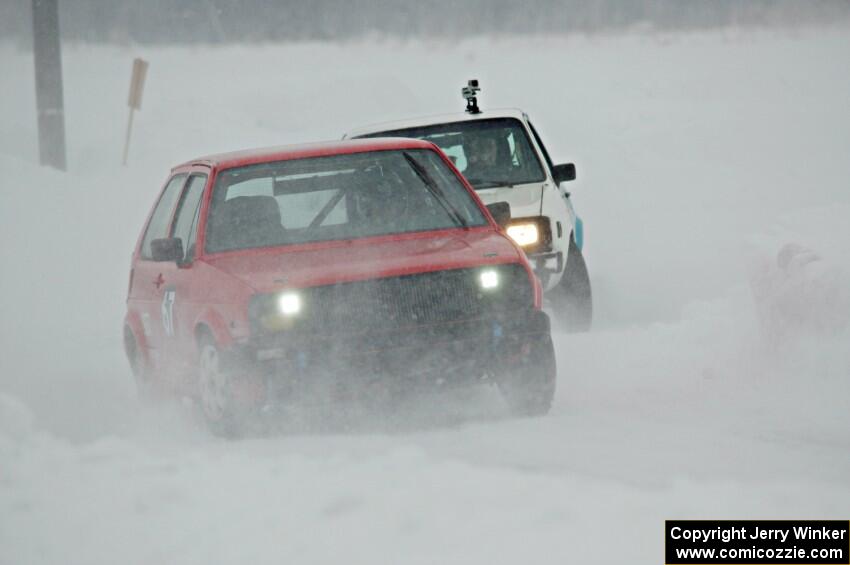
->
205;149;488;253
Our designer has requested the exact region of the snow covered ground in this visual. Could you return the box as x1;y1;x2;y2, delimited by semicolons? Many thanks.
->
2;28;850;564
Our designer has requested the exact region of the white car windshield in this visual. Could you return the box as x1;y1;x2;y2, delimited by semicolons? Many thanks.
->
359;118;546;189
205;149;487;253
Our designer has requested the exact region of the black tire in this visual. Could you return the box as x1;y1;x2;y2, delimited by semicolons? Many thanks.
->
498;334;557;417
551;235;592;332
197;334;243;437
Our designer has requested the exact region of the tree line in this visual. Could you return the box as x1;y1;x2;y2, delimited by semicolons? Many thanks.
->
3;0;850;45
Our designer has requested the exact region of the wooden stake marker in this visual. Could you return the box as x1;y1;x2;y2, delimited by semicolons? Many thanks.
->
123;58;148;165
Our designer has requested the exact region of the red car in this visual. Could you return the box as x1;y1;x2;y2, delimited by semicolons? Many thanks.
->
124;138;556;434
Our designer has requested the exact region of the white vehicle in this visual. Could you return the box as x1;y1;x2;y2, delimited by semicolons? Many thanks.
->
344;80;592;330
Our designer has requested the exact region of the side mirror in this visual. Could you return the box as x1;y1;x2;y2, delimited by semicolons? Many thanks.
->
486;201;511;228
150;237;184;262
553;163;576;184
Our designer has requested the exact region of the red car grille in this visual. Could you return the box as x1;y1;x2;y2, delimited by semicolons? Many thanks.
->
251;264;533;336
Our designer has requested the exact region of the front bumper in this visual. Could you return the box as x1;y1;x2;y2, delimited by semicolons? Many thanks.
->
238;309;552;401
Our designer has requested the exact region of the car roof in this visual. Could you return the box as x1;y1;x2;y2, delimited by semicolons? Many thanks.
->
344;108;528;139
172;138;437;171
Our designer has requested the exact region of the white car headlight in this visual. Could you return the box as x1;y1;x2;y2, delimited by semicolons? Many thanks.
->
479;269;499;290
277;292;301;316
506;223;539;247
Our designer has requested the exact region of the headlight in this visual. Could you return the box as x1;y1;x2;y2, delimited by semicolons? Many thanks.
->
505;217;553;253
249;291;304;333
479;269;499;290
277;292;301;316
506;223;539;247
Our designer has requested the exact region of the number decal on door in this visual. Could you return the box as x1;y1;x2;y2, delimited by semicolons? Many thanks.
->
161;289;176;337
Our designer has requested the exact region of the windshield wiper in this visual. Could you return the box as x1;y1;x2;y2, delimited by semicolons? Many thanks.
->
402;152;469;229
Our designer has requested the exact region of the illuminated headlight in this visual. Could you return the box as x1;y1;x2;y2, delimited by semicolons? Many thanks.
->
277;292;301;316
506;223;540;247
479;269;499;290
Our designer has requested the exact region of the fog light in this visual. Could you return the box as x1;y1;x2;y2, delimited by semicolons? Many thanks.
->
480;269;499;290
506;223;539;247
277;292;301;316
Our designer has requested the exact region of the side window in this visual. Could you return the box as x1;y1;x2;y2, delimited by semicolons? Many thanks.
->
140;174;187;259
170;174;207;262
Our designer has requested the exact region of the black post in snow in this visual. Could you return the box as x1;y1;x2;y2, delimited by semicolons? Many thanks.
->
32;0;67;171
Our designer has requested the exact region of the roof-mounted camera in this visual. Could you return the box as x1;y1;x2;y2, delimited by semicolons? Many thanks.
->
462;79;481;114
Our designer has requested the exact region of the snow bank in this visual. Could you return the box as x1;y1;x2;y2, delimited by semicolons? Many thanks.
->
749;204;850;343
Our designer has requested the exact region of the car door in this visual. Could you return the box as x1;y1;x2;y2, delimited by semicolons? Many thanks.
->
527;118;577;238
160;170;209;392
129;172;189;375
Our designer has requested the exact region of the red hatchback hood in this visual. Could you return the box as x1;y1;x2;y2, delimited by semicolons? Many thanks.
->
202;229;524;293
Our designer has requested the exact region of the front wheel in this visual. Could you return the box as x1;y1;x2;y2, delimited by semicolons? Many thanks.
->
198;337;237;436
497;334;557;417
197;335;267;437
551;236;592;332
